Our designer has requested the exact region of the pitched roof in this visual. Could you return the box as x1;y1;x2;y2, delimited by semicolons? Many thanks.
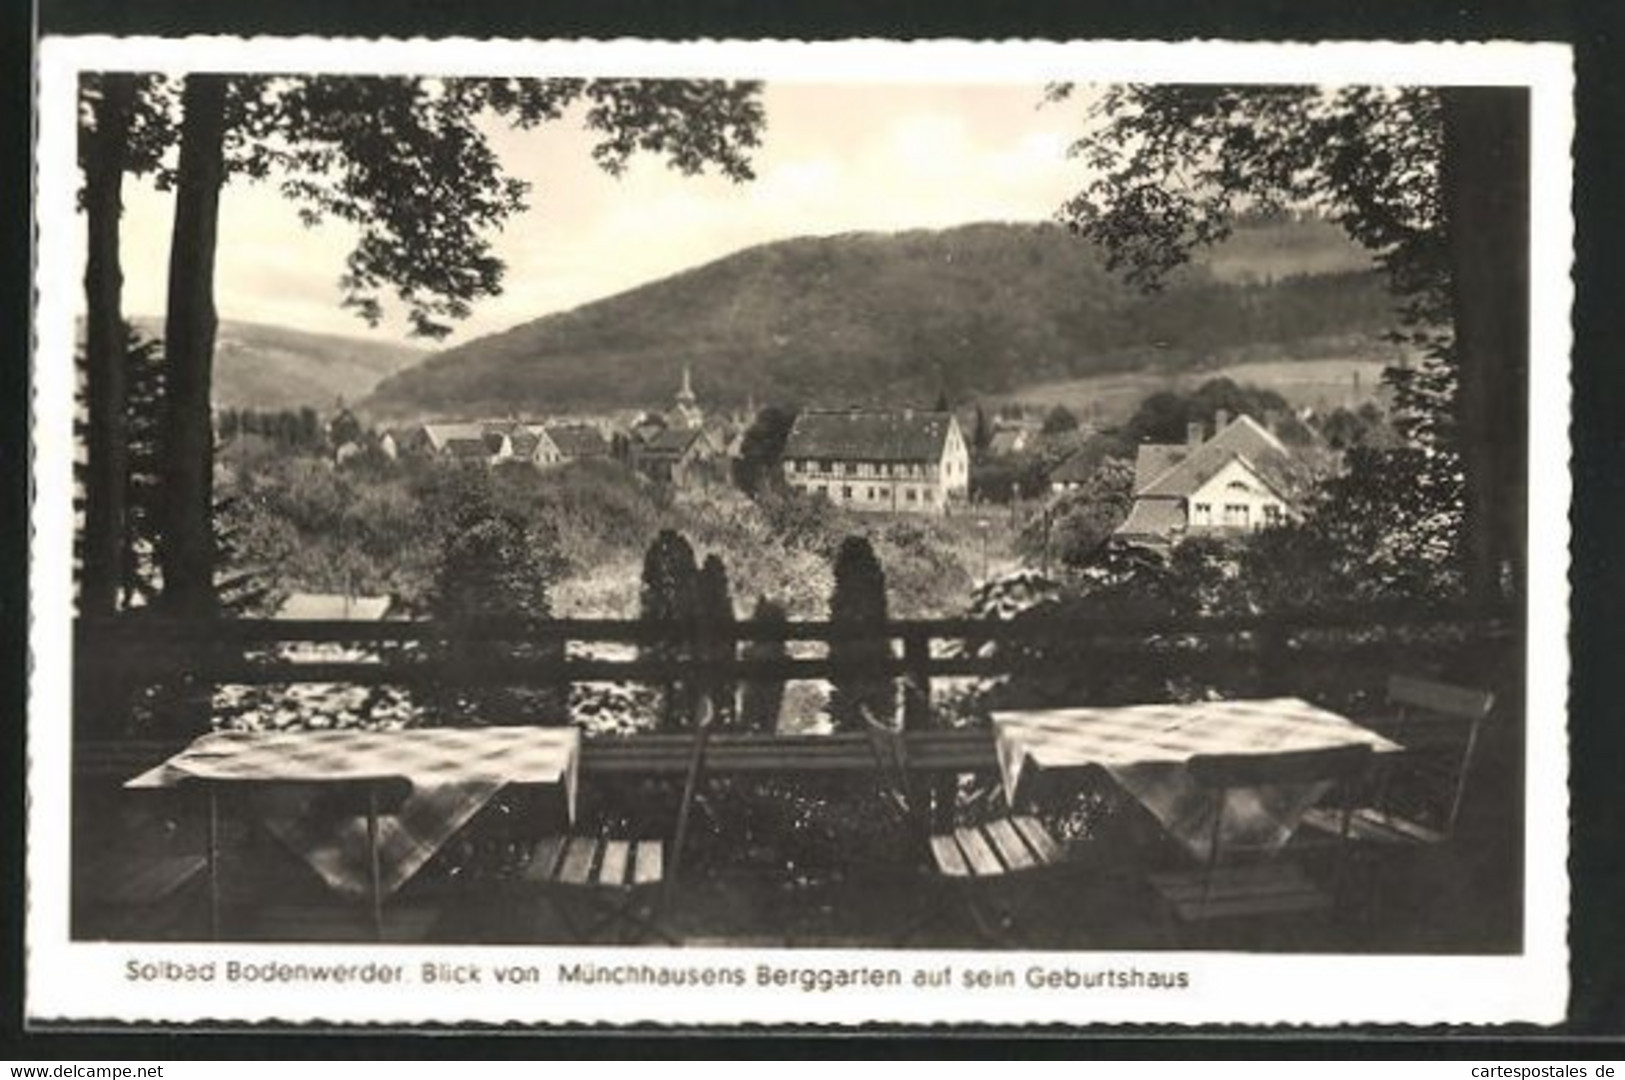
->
275;593;393;621
1132;444;1191;490
1049;449;1099;484
782;410;958;464
641;427;713;457
420;422;487;450
987;430;1025;456
442;436;490;460
1136;415;1296;499
545;424;609;456
508;429;541;457
1114;498;1186;540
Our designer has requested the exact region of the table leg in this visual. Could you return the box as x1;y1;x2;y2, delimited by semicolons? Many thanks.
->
206;790;220;941
367;790;382;941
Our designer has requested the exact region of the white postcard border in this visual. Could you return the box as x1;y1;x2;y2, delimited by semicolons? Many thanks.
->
28;36;1574;1027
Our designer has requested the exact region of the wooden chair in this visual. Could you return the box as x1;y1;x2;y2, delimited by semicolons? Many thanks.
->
1301;676;1496;847
862;708;1070;948
194;775;414;942
1146;744;1374;929
75;847;210;940
522;699;715;944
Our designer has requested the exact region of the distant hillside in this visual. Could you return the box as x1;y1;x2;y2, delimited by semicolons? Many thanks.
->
124;317;428;410
363;220;1393;419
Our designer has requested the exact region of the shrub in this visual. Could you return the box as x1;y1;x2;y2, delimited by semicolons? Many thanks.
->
827;535;894;731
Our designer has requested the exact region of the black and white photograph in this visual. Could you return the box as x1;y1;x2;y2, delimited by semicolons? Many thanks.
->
27;38;1572;1026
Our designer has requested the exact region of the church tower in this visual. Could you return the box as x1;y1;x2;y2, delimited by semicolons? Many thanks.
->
672;364;704;429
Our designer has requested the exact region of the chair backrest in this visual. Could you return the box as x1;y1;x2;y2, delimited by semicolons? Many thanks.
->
1386;675;1495;836
1388;675;1495;725
859;704;925;840
664;695;717;897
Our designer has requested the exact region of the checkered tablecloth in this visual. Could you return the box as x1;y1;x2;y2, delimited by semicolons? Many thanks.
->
992;699;1400;860
128;727;580;899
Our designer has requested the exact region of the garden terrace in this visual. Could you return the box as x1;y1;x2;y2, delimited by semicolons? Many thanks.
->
69;604;1524;951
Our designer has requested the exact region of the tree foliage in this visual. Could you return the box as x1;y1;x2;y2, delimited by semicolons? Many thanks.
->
1122;377;1292;445
425;480;563;726
694;553;738;724
1024;458;1136;569
739;596;789;733
732;405;798;495
827;535;892;732
1041;404;1080;435
639;529;699;728
1048;82;1530;603
80;74;765;617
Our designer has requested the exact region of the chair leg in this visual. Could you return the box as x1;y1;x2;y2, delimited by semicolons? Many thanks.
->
367;794;383;942
206;791;220;942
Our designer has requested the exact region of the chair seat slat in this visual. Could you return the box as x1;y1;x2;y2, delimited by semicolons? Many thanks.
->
1009;815;1063;865
952;827;1004;877
982;819;1037;871
929;835;971;877
557;837;599;885
631;840;664;885
597;840;632;887
523;837;567;883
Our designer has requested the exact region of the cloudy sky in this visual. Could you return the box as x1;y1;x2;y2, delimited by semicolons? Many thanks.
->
104;82;1097;347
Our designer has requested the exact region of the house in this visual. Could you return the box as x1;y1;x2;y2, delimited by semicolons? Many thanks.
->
987;428;1033;458
273;592;396;663
539;423;610;466
779;409;970;514
632;426;723;486
1048;450;1099;494
1114;411;1303;550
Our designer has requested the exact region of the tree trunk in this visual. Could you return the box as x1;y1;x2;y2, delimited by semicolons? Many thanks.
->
1440;87;1531;606
80;73;135;617
158;74;228;617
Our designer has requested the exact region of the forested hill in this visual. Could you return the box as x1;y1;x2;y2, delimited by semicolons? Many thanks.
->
363;219;1393;418
123;317;428;410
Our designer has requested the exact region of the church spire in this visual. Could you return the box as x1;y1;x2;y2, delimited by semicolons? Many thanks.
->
672;364;703;428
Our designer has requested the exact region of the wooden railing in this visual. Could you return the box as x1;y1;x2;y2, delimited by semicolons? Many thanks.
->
72;603;1519;742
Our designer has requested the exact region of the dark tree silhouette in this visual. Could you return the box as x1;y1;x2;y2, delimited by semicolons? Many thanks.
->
77;73;174;615
427;484;562;726
732;405;798;495
1041;404;1080;435
694;554;738;724
639;529;699;728
827;535;892;732
739;595;789;733
971;404;993;458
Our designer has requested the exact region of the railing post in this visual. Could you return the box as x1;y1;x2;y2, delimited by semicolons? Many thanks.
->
902;630;952;831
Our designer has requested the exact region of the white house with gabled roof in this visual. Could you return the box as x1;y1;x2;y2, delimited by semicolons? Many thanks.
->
1115;412;1304;550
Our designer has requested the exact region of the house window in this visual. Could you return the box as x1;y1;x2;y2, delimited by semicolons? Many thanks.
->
1192;502;1211;525
841;485;852;500
906;488;918;503
1224;503;1249;527
1263;504;1283;527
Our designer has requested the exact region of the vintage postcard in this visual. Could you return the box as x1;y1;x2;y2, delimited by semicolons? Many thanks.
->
28;37;1573;1026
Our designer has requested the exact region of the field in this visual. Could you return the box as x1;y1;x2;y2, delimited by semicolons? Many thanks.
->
996;340;1412;428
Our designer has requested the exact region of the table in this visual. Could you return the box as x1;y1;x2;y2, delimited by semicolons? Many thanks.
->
992;698;1400;860
128;727;580;899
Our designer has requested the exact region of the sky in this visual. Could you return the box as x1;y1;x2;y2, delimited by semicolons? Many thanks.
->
103;82;1098;347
